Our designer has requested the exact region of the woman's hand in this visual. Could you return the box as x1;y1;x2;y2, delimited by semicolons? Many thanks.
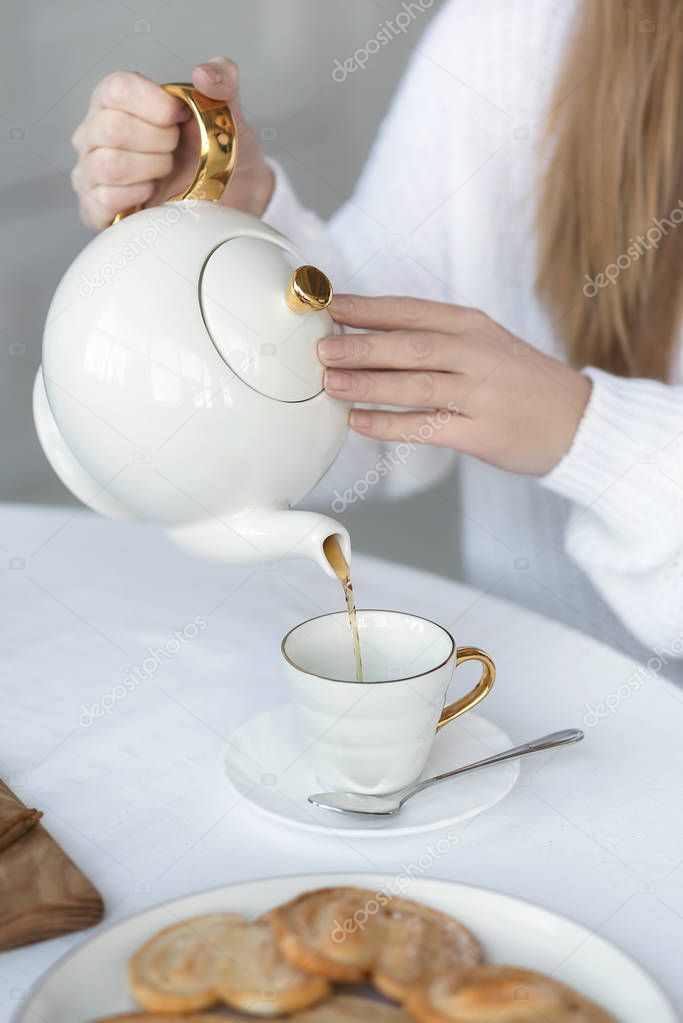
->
71;57;273;230
318;295;592;476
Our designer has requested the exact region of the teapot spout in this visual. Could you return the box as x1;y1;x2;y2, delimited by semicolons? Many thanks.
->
166;509;350;579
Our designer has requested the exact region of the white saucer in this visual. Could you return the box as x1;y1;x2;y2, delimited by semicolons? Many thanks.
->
222;703;519;837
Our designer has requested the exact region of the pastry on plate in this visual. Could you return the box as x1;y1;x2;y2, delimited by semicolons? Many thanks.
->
269;886;482;998
406;964;618;1022
269;888;383;982
374;896;482;1002
128;912;329;1016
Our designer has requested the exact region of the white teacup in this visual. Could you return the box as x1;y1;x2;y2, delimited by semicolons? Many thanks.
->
281;610;495;794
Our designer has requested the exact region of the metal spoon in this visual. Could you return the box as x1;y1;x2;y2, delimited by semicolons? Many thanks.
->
308;728;584;816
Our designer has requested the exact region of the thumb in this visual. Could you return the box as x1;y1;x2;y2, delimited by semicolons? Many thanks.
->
192;56;240;104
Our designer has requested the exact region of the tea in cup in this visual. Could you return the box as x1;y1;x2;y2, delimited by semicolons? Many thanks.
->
281;610;495;794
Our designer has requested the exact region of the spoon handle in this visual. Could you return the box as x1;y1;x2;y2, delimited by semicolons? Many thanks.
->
401;728;584;804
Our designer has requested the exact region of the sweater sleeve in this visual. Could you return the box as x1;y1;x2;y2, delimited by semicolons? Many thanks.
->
541;366;683;653
258;15;462;509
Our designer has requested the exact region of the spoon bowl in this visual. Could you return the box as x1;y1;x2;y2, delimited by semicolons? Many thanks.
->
309;728;583;816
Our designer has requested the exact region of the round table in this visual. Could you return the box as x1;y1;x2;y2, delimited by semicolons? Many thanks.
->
1;502;682;1015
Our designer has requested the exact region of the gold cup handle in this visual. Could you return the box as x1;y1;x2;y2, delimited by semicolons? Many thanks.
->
436;646;496;731
110;82;237;225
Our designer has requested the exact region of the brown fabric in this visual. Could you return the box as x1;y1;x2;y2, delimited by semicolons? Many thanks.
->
0;779;104;950
0;780;42;852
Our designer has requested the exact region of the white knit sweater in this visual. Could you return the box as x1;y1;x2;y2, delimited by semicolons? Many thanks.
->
262;0;683;672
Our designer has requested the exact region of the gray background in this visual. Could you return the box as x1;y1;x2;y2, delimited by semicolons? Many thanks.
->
0;0;458;574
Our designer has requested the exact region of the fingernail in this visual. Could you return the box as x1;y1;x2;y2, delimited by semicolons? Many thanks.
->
198;62;221;84
350;410;372;430
318;337;350;360
324;369;352;392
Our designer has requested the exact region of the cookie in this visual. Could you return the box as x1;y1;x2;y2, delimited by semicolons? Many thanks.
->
268;887;384;982
215;917;329;1015
128;912;329;1016
129;914;240;1013
374;897;482;1002
406;965;618;1022
269;887;482;998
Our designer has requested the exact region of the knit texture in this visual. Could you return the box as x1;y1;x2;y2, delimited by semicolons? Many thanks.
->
262;0;683;673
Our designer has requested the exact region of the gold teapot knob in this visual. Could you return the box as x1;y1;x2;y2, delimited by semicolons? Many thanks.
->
285;265;333;314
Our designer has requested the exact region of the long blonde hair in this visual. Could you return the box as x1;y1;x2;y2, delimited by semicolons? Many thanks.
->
536;0;683;381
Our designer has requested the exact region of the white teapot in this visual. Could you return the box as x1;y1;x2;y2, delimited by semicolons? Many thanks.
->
33;84;350;577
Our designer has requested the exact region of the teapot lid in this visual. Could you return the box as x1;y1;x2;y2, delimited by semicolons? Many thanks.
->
200;236;333;402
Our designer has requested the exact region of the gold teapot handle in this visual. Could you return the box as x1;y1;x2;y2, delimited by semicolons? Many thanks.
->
110;82;237;225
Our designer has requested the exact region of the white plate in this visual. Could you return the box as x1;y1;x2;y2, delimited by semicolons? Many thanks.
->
15;873;677;1023
221;704;519;837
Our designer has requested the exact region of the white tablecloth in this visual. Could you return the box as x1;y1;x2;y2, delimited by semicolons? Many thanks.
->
1;503;682;1015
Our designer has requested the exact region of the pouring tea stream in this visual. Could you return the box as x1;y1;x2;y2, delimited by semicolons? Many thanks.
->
323;534;364;682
